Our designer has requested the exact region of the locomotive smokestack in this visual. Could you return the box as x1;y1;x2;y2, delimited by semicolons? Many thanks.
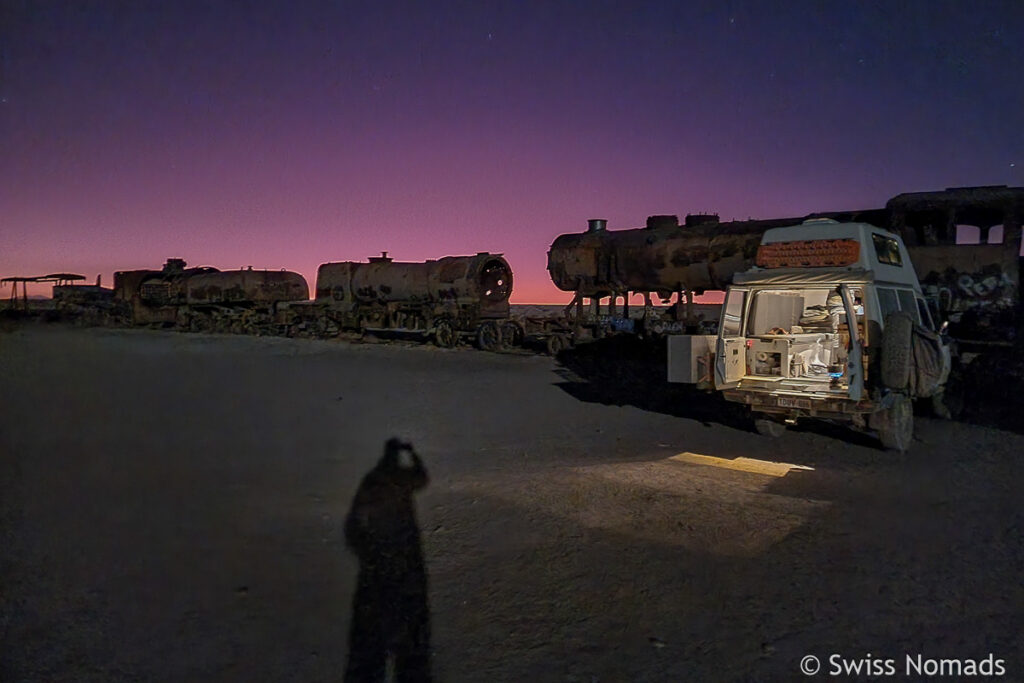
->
587;219;607;233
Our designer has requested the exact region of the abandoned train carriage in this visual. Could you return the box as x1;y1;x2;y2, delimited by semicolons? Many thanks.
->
810;185;1024;348
114;258;310;334
288;251;516;348
887;186;1023;347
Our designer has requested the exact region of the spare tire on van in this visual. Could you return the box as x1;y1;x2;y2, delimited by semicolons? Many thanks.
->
881;311;914;391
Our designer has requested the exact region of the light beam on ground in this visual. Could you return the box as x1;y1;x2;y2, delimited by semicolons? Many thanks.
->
669;452;815;477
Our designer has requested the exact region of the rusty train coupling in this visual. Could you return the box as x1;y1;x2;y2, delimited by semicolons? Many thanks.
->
3;185;1022;356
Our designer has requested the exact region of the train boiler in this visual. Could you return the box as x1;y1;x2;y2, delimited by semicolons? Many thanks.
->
547;214;806;337
295;251;516;348
114;258;309;334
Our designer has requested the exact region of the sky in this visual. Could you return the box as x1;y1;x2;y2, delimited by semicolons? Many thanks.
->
2;0;1023;302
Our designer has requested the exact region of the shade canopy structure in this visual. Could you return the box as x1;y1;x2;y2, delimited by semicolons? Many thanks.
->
2;274;85;309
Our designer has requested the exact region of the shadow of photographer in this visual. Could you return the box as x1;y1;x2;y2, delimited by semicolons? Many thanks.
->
344;438;432;683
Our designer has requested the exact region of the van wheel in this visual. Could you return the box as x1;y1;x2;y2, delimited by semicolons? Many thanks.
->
876;394;914;452
755;418;786;438
881;312;914;391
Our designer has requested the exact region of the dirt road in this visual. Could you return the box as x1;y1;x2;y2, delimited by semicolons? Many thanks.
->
1;326;1021;681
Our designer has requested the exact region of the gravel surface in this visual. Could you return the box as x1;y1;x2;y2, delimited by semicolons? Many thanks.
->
1;325;1021;681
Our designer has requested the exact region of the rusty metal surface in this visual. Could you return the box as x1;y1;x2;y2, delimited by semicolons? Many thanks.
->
186;269;308;306
551;186;1024;346
112;260;309;332
301;253;514;339
115;261;307;307
887;185;1024;215
547;215;803;296
52;284;114;305
316;253;512;310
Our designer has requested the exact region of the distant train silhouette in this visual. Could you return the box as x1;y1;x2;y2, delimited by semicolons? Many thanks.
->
102;252;521;350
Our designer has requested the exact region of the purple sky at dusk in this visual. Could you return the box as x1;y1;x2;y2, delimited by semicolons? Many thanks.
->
3;1;1023;302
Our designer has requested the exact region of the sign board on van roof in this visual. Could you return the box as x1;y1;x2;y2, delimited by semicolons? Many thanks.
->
756;239;860;268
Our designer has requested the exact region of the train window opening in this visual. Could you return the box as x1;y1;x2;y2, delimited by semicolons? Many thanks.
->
953;223;1004;245
952;205;1006;245
905;210;949;244
955;224;981;244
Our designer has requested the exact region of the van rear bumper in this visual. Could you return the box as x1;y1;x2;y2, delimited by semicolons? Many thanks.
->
722;389;875;418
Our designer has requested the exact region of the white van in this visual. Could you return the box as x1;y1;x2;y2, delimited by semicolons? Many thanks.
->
668;219;949;451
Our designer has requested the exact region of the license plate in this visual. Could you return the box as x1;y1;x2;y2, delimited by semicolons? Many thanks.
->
777;396;807;408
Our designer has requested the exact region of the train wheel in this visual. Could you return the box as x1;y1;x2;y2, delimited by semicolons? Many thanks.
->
500;321;524;347
433;319;457;348
191;315;213;334
476;321;503;352
545;334;567;356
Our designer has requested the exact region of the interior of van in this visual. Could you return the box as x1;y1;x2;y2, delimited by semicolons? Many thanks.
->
738;287;866;390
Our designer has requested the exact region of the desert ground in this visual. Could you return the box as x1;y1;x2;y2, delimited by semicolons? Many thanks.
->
1;324;1021;681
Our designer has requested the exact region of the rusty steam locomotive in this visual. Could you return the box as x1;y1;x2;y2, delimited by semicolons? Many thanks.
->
547;213;807;339
112;258;309;334
545;185;1024;351
283;251;517;349
60;252;520;349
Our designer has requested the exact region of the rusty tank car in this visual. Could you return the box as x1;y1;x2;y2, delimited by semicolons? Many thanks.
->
114;258;309;334
288;251;517;349
546;214;807;341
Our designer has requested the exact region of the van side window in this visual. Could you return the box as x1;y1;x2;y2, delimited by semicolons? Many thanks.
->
916;298;934;330
877;288;900;320
897;289;920;323
872;233;903;266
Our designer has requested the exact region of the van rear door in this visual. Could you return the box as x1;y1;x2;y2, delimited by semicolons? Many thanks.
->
839;285;864;401
715;287;748;390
